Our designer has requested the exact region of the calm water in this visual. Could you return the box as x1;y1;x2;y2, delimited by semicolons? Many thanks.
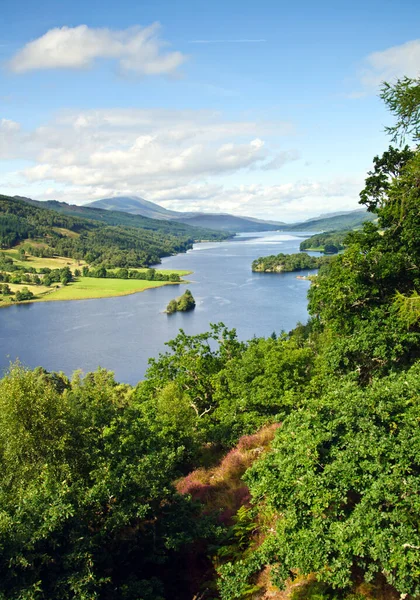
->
0;231;316;384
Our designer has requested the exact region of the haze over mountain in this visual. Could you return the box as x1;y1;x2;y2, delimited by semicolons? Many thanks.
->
86;196;375;233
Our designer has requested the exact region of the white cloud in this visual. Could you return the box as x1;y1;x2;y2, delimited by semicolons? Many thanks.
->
189;39;266;44
1;108;294;188
8;23;186;75
0;118;20;132
157;178;362;220
359;39;420;90
0;108;362;219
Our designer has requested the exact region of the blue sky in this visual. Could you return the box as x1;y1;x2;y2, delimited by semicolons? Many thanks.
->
1;0;420;220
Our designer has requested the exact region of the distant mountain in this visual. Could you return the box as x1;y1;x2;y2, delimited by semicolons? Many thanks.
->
172;214;285;232
85;196;375;234
86;196;286;232
86;196;181;220
284;210;376;232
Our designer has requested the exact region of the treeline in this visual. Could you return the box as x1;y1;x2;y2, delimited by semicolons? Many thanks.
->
82;266;182;282
252;251;332;272
1;77;420;600
299;229;348;253
0;195;229;268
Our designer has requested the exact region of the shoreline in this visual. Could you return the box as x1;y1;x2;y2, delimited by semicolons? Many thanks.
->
0;272;193;307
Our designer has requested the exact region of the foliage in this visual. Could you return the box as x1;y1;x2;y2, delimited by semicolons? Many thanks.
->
358;145;414;213
245;364;420;595
0;365;203;599
380;76;420;144
14;287;35;302
393;290;420;328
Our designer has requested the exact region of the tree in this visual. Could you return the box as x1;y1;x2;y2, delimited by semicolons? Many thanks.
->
18;247;26;261
176;289;196;311
242;364;420;596
15;287;34;302
1;283;11;295
380;76;420;144
359;145;414;212
166;299;178;314
0;365;202;599
116;268;128;279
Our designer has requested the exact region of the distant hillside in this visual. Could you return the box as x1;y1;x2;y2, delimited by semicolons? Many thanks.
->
2;194;230;268
16;197;229;241
85;196;375;233
86;196;285;232
174;213;283;232
86;196;181;220
284;209;376;232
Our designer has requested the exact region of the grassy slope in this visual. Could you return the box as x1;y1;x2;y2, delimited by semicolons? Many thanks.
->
3;248;87;270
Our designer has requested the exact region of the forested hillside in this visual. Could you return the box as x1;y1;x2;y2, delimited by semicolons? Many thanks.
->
0;77;419;600
0;195;228;267
19;196;230;240
299;230;349;253
284;209;376;232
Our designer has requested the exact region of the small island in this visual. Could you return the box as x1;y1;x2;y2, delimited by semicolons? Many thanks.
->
252;252;333;273
166;289;196;314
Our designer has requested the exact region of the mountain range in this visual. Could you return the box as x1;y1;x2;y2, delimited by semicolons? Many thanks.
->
86;196;376;233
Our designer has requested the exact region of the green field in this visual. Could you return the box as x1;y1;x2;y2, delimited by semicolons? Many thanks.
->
41;277;180;301
0;276;189;305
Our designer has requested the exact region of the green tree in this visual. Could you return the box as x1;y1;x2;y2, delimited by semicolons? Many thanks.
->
380;76;420;143
359;145;414;212
15;287;34;302
243;364;420;596
176;289;196;311
166;298;178;314
0;365;202;600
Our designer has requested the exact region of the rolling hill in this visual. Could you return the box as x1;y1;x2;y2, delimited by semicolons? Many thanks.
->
86;195;375;233
285;209;377;232
1;194;230;268
14;197;230;241
86;196;286;232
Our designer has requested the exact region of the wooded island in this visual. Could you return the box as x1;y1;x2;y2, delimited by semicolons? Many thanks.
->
252;252;332;272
